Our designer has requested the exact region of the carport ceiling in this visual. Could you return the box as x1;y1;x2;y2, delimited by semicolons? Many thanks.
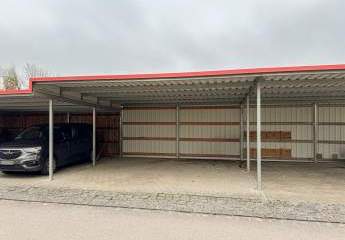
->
32;66;345;106
1;64;345;110
0;94;95;112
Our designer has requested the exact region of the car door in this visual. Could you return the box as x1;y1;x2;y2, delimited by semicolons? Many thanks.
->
70;125;90;162
54;126;72;167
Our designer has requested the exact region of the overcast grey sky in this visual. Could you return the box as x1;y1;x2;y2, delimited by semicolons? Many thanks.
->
0;0;344;76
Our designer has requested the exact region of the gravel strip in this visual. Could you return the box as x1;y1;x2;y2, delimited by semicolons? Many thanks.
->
0;184;344;223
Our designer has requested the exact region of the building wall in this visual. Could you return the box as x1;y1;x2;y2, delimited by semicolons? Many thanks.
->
318;105;345;159
1;104;343;161
0;112;120;156
122;107;177;156
245;106;312;160
122;105;345;161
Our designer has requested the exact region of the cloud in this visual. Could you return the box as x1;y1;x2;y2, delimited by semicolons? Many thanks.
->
0;0;344;77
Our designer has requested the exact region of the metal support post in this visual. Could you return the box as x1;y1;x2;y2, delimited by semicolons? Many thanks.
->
240;104;244;162
49;99;54;181
119;107;123;157
92;107;96;166
256;82;262;191
176;104;180;159
66;112;70;123
313;103;318;163
246;96;250;172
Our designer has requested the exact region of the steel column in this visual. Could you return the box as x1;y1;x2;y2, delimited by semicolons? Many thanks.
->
313;103;318;163
119;106;123;157
66;112;70;123
256;82;262;191
246;96;250;172
240;104;244;162
92;107;96;166
49;99;54;181
176;104;180;159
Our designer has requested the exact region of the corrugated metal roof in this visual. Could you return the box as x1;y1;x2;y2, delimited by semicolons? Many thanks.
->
1;64;345;111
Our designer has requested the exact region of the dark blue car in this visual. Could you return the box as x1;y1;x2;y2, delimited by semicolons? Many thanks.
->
0;123;92;175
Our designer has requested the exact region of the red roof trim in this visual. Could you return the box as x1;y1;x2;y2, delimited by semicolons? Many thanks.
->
1;64;345;95
0;80;33;95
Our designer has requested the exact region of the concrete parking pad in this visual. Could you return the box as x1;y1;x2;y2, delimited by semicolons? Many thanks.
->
0;157;344;204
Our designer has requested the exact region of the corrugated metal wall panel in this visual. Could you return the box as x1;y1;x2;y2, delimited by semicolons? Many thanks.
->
123;105;344;161
319;106;345;123
180;142;239;157
180;125;239;139
318;144;345;159
180;108;240;122
123;109;176;122
123;125;176;138
319;125;345;141
178;107;240;158
123;140;176;155
247;106;314;159
123;108;176;157
251;106;313;122
317;106;345;159
123;107;241;158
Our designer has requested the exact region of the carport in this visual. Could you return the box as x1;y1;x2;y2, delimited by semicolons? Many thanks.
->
1;64;345;191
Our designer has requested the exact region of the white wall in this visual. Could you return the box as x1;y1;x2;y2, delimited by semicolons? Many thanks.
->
122;105;345;161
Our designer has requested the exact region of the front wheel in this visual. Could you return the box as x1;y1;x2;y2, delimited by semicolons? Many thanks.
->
41;158;56;175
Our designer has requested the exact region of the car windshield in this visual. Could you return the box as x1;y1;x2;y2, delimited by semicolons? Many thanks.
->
15;126;45;140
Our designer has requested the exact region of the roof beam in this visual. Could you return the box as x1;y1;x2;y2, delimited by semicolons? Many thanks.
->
95;89;248;100
262;86;345;95
60;81;251;96
33;86;117;111
241;76;264;103
80;87;250;98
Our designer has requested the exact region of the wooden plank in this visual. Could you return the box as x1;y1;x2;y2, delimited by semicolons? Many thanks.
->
244;148;292;159
244;131;292;140
180;153;240;158
123;137;176;141
318;122;345;126
123;122;176;125
180;106;239;110
180;138;239;142
319;140;345;144
123;152;176;156
249;122;313;125
180;122;239;125
123;107;176;110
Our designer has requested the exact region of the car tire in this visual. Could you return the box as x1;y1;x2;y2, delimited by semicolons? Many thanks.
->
1;171;14;175
41;157;56;175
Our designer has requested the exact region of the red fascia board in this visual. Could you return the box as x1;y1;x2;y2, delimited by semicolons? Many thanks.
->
1;63;345;96
31;64;345;82
0;81;33;95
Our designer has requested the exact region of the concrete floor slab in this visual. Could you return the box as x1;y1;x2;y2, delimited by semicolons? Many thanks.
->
0;157;344;204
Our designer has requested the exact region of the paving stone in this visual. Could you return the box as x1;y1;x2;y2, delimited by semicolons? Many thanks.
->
0;184;344;223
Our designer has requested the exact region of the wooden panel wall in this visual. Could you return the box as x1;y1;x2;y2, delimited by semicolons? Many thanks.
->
0;112;120;157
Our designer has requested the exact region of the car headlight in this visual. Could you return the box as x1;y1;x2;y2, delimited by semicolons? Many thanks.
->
19;147;42;163
22;147;42;154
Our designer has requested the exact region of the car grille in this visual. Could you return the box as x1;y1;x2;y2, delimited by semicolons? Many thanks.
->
0;150;22;160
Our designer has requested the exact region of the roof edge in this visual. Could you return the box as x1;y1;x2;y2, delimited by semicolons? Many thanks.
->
1;63;345;96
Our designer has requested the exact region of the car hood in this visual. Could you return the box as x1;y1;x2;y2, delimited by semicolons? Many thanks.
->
0;139;44;148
